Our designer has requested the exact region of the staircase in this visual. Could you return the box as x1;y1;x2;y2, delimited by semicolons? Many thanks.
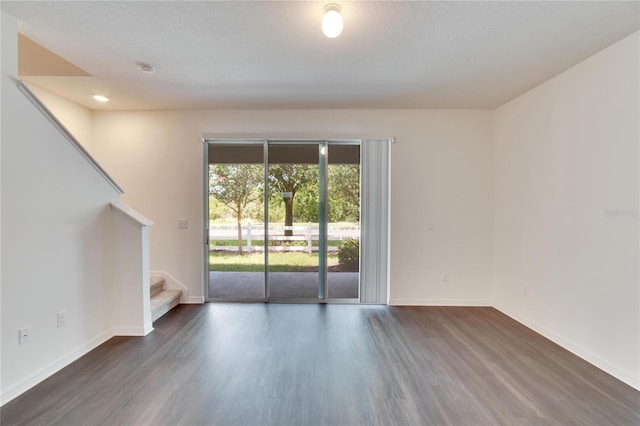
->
150;275;182;322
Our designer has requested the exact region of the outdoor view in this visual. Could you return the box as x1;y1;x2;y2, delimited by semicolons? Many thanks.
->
208;143;360;300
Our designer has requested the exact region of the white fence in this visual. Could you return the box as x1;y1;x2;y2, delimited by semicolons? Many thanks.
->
209;223;360;253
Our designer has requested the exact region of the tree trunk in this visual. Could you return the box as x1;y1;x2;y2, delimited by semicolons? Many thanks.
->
284;197;293;237
237;206;243;254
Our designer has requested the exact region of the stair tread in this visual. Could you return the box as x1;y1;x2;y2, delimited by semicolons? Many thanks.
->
150;289;182;322
150;289;182;309
150;275;164;289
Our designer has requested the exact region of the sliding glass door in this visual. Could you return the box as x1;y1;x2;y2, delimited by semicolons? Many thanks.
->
206;140;360;302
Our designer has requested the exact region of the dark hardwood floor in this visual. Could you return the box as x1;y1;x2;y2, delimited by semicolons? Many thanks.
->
2;304;639;425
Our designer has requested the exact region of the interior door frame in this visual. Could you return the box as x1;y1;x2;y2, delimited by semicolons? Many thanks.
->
203;138;361;304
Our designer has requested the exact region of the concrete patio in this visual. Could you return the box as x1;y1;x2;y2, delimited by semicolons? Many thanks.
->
209;271;359;299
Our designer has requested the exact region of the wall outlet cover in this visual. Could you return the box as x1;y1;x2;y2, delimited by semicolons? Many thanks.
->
19;327;30;345
57;311;67;328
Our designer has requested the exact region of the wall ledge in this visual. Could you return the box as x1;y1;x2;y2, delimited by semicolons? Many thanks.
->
110;201;153;227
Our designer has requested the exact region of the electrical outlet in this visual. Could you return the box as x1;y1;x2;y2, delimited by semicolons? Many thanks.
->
443;272;449;282
178;219;188;229
57;311;67;328
19;327;30;345
524;285;529;297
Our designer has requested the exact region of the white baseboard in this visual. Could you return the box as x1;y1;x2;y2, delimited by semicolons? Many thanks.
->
1;328;114;406
143;322;154;335
388;298;491;306
151;270;191;302
112;325;153;336
493;302;640;391
184;296;205;304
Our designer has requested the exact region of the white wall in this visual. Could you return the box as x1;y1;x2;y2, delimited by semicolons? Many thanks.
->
91;109;495;305
109;205;153;336
493;32;639;389
1;12;150;403
26;84;93;151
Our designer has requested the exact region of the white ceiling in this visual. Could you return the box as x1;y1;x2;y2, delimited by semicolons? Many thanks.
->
2;1;639;111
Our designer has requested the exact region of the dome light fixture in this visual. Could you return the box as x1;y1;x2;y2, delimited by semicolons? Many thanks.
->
93;95;109;102
322;3;343;38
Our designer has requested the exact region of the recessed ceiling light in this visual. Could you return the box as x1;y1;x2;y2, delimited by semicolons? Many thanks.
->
93;95;110;102
139;63;155;73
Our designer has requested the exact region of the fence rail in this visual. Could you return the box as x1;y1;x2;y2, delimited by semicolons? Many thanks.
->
209;223;360;253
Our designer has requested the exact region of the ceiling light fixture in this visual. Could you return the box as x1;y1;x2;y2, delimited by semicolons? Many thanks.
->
93;95;110;102
322;4;343;38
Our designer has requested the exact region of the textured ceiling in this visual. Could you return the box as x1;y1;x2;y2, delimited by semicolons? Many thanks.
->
2;1;639;110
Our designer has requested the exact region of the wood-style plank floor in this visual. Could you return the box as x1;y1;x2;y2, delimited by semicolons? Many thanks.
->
2;304;639;425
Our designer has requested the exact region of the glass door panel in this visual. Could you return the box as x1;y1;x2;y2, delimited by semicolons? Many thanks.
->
327;144;361;299
208;143;265;300
267;144;323;299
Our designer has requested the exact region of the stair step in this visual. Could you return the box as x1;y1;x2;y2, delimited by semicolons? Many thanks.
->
150;275;165;298
151;289;182;322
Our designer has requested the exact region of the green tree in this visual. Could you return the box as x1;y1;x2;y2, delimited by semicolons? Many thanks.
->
269;164;317;236
209;164;263;253
328;164;360;222
294;183;319;222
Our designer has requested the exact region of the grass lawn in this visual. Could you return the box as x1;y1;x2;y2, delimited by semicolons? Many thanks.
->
210;252;339;272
